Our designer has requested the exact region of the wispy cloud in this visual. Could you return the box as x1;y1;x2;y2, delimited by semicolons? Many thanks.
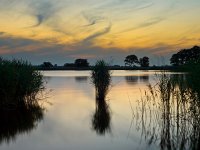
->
83;22;112;43
27;0;61;28
79;10;112;44
0;0;200;64
0;37;42;54
120;17;165;33
82;12;105;27
138;17;165;28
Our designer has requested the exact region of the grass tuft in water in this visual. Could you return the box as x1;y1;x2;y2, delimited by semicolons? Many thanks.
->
91;60;111;100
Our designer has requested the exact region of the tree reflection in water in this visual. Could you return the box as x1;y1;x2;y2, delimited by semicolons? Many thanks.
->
125;76;139;85
75;76;88;83
132;73;200;150
139;75;149;83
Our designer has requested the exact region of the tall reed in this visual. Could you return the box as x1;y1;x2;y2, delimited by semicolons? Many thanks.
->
0;58;44;108
91;60;111;100
133;72;200;149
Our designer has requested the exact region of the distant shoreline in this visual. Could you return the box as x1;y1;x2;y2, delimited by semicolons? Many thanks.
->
35;66;179;71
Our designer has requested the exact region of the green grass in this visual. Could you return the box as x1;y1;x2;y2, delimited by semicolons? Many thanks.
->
0;58;44;108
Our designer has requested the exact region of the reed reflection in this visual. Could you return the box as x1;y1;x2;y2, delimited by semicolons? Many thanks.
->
133;73;200;150
91;60;111;135
92;99;111;135
0;102;44;144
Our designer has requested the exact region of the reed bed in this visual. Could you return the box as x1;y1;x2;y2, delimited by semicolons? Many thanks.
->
0;58;44;108
132;72;200;149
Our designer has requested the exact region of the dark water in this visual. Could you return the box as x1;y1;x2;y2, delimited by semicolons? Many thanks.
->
1;70;195;150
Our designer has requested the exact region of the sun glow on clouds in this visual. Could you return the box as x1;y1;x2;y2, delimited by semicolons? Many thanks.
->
0;0;200;58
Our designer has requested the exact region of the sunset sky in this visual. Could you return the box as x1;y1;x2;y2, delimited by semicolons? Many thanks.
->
0;0;200;65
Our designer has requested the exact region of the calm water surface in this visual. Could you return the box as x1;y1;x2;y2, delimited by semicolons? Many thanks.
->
0;70;183;150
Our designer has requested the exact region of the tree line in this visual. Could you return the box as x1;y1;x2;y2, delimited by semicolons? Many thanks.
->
41;59;89;68
39;45;200;68
40;57;150;68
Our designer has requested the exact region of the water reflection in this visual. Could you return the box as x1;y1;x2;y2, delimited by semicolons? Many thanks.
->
139;75;149;82
125;75;149;84
91;74;111;136
134;73;200;150
75;76;88;83
92;99;111;135
125;76;139;84
91;61;112;135
2;70;194;150
0;105;44;144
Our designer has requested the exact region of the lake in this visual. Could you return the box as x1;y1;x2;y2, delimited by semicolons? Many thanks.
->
0;70;197;150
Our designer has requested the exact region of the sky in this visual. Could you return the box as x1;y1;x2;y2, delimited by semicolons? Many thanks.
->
0;0;200;65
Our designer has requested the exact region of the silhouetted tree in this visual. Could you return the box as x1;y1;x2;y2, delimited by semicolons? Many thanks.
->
74;59;89;67
124;55;139;67
41;62;53;68
139;56;149;67
170;46;200;66
170;53;181;66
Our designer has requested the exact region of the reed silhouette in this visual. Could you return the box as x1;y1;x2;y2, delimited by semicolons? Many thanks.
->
0;58;44;108
0;58;45;144
91;60;112;135
132;72;200;150
91;60;111;101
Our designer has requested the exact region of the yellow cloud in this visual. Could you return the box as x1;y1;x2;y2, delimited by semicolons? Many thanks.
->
0;0;200;54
